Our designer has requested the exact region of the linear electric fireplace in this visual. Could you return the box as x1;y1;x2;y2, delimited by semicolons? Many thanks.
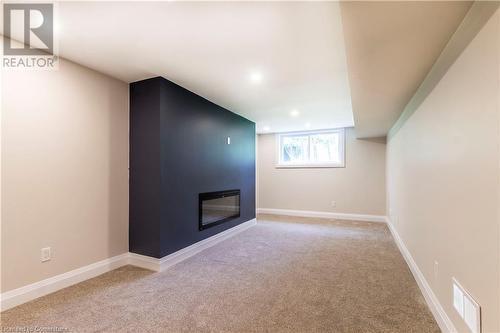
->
199;190;240;230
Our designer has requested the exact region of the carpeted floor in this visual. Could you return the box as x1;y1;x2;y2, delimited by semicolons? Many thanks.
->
1;215;439;332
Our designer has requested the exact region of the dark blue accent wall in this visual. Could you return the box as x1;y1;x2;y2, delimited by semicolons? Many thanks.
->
129;77;256;258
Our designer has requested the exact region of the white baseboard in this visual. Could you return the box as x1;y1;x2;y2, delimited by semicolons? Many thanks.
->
385;217;456;333
128;252;161;272
1;218;257;312
131;218;257;272
257;208;386;223
0;253;129;312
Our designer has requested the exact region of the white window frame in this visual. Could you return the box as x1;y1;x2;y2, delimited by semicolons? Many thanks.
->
276;128;345;168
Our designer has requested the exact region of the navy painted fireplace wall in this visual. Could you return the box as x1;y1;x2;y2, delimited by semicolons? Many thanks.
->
129;77;256;258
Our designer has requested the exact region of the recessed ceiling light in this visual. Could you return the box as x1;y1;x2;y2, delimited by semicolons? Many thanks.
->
305;122;311;128
290;109;300;117
263;126;271;131
249;71;263;84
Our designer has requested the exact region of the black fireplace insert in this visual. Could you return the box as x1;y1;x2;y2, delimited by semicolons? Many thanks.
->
199;189;240;230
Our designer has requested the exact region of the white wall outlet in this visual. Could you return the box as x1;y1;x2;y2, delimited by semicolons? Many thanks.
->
453;282;464;316
464;294;480;333
330;201;336;208
41;247;51;262
453;278;481;333
227;137;231;145
434;261;439;279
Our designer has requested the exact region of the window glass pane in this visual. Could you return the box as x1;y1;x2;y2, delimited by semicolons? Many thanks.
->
310;132;340;163
281;135;309;163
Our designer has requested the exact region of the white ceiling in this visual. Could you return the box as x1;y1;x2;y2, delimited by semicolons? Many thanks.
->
38;1;354;134
340;1;472;138
3;1;474;137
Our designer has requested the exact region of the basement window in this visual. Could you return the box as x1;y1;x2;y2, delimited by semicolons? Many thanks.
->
276;128;345;168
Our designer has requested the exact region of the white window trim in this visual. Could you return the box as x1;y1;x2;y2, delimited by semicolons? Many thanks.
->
275;128;346;168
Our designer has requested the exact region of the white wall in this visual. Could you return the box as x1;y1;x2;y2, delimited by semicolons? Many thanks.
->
386;9;499;333
258;127;386;216
1;58;129;292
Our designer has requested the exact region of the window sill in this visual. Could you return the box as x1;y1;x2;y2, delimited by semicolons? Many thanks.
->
275;163;345;169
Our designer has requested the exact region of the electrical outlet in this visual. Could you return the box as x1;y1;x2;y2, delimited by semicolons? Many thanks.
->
464;294;480;333
330;201;336;208
453;278;481;333
434;261;439;279
453;283;464;316
41;247;51;262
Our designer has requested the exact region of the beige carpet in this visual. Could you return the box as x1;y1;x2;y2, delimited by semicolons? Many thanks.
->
1;215;439;333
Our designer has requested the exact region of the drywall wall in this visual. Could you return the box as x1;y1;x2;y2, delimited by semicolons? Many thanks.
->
1;58;129;292
129;77;255;258
257;127;385;216
386;9;499;333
